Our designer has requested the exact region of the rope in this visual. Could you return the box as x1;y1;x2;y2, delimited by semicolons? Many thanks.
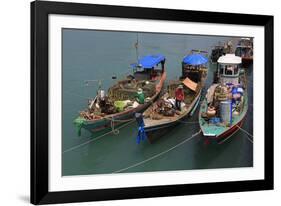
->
104;116;135;135
236;125;253;143
110;117;120;135
63;120;135;154
112;129;202;173
218;124;253;144
236;125;253;138
218;128;239;144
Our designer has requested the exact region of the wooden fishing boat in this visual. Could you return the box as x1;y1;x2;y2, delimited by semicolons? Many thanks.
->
199;54;248;144
235;38;253;67
74;54;166;136
210;44;225;63
210;40;235;63
141;52;208;143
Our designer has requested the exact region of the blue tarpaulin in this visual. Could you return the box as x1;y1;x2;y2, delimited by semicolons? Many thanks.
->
232;86;244;95
131;54;165;69
183;53;208;65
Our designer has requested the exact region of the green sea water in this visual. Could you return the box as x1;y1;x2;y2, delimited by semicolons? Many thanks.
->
62;29;253;176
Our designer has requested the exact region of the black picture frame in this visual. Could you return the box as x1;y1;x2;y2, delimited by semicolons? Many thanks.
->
31;0;274;204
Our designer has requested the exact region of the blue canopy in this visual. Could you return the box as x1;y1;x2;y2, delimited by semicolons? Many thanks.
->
131;54;165;69
183;53;208;66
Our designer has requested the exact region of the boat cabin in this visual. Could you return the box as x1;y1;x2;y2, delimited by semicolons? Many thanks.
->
131;54;165;81
235;38;253;58
217;54;242;85
211;45;225;63
181;53;208;83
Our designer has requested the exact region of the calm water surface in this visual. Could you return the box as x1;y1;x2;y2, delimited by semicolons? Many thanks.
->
62;29;253;176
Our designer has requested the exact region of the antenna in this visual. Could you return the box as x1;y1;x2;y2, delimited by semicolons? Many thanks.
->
135;33;139;65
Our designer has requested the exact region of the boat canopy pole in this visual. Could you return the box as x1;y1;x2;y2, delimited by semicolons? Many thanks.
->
135;33;139;65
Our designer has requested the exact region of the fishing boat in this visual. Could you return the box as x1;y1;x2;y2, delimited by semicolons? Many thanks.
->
140;52;208;143
210;40;235;63
235;38;253;67
74;54;167;136
199;54;248;144
210;43;225;63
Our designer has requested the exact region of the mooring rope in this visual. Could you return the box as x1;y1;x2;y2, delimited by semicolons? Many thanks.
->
110;117;120;135
236;125;253;143
218;129;239;144
112;129;202;173
104;116;136;135
63;120;135;154
218;124;253;144
236;125;253;138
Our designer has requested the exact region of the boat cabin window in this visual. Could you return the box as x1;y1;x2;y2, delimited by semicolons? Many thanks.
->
225;65;233;75
220;64;239;76
233;66;239;75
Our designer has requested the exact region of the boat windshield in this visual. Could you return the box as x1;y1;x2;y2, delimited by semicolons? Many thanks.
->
220;64;239;76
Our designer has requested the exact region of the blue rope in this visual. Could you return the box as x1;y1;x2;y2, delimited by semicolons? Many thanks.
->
136;123;147;144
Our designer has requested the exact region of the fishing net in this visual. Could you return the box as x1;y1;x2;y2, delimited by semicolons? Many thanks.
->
108;79;156;101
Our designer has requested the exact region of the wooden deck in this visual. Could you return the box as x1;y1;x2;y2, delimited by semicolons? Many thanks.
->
199;91;248;137
143;90;201;128
144;107;189;127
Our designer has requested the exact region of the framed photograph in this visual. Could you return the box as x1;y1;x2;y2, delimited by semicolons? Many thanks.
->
31;0;274;204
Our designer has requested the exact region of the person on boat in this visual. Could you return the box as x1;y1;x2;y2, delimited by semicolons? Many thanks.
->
136;88;145;104
96;90;116;114
97;90;106;109
175;85;184;111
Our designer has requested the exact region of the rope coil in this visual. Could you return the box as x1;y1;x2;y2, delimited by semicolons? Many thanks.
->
110;117;120;135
